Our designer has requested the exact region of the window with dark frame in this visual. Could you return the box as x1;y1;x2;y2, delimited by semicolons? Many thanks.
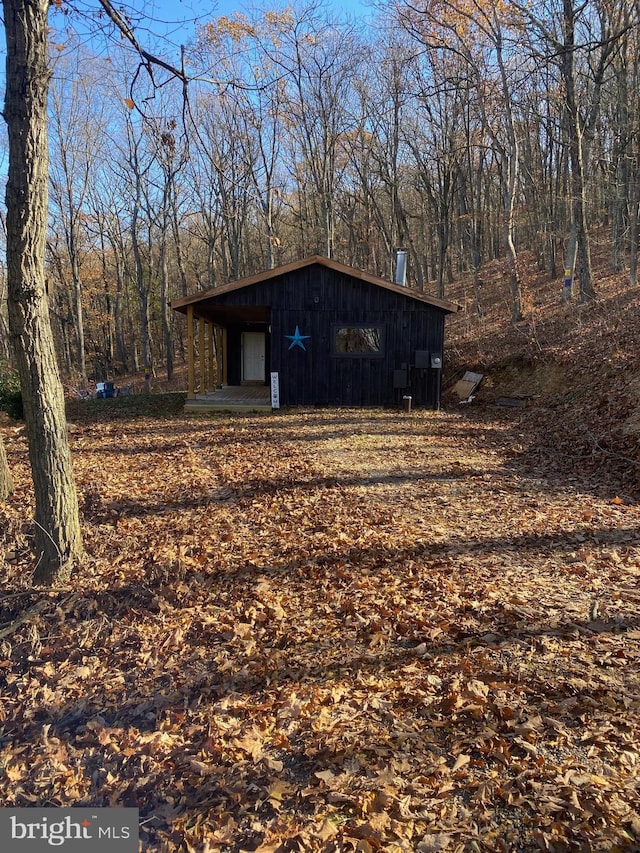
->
334;325;384;356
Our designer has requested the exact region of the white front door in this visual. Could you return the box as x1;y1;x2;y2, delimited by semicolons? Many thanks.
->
242;332;266;382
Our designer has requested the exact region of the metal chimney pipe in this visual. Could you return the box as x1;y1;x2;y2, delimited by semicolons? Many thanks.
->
395;249;407;286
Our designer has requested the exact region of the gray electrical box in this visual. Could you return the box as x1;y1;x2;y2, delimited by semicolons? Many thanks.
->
414;350;430;369
393;369;409;389
431;354;442;369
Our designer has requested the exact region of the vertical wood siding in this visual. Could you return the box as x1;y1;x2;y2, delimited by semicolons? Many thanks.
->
206;265;447;408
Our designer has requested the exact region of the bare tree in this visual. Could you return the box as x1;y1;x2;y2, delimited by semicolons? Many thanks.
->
398;0;526;321
355;43;419;282
0;437;12;501
514;0;633;300
48;44;107;384
0;254;10;363
2;0;83;582
0;252;12;499
148;113;188;379
193;12;288;272
1;0;188;583
125;115;155;387
262;7;361;258
403;48;469;297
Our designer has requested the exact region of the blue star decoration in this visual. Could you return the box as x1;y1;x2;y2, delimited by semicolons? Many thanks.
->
285;325;310;351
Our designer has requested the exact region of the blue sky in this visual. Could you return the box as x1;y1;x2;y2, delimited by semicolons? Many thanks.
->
44;0;377;69
99;0;376;48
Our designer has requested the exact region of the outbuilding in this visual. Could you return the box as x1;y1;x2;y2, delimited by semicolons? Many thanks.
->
171;255;459;410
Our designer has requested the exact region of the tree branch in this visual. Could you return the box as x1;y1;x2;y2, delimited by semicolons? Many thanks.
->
0;601;47;640
96;0;188;83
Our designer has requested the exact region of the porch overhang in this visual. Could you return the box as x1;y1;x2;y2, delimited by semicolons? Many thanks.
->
172;299;272;404
172;301;270;326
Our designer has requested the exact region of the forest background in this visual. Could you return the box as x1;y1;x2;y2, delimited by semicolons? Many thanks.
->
0;3;639;848
2;0;638;387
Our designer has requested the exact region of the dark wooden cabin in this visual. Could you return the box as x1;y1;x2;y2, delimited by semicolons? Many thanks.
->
171;256;459;409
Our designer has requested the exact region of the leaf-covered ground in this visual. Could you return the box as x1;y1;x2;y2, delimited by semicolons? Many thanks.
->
1;401;639;852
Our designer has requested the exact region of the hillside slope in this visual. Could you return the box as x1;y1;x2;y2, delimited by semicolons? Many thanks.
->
443;245;640;502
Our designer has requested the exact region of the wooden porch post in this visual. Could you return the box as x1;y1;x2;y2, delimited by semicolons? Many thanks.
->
187;305;195;400
198;316;206;393
207;323;215;392
221;327;228;386
214;326;222;386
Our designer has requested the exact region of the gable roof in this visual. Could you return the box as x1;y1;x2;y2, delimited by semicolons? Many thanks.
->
171;255;461;314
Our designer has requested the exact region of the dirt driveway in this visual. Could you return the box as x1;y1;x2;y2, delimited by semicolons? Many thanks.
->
1;405;639;851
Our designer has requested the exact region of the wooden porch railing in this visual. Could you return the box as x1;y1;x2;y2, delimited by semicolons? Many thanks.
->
186;305;225;399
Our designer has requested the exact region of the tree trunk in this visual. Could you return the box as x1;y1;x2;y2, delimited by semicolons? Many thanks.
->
171;191;190;297
70;237;87;382
494;21;523;323
159;204;173;382
563;226;578;301
502;150;523;322
3;0;83;583
630;163;639;286
0;265;10;362
131;197;153;379
0;437;13;500
562;0;595;301
570;135;595;301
